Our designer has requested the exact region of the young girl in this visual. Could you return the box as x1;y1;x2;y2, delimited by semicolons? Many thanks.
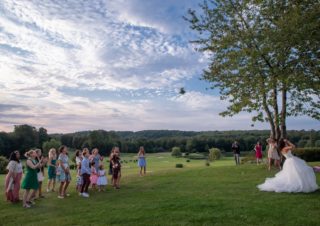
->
90;162;98;190
56;145;71;199
137;146;147;176
35;149;45;198
21;150;45;208
47;148;57;192
75;149;84;194
76;162;83;195
97;164;108;192
80;149;91;198
111;147;121;189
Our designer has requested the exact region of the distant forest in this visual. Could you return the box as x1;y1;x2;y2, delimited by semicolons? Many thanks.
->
0;124;319;157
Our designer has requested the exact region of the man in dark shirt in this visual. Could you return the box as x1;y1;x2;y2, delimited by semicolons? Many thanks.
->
232;141;240;165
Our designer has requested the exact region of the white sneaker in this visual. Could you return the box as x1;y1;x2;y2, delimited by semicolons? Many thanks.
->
46;188;50;193
82;193;89;198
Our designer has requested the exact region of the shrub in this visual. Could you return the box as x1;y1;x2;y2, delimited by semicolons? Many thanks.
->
69;164;76;170
0;156;9;174
171;147;182;157
293;148;320;162
205;161;210;166
208;148;221;161
175;163;183;168
186;159;190;162
187;153;206;160
42;139;62;156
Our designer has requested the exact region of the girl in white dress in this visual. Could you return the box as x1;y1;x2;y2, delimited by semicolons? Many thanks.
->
97;164;108;192
258;139;318;193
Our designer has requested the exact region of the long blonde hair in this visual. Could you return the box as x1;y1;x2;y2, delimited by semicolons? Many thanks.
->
48;148;57;159
24;149;36;158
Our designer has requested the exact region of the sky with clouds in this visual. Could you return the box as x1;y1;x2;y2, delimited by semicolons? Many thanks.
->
0;0;319;133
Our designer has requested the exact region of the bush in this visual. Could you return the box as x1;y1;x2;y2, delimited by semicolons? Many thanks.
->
171;147;182;157
42;139;62;156
175;163;183;168
293;148;320;162
208;148;221;161
69;164;76;170
186;159;190;162
205;161;210;166
0;156;9;174
187;153;206;160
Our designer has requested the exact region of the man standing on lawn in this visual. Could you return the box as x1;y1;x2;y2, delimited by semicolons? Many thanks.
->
232;141;241;165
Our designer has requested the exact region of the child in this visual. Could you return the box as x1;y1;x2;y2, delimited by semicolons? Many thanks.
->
97;164;108;192
76;162;83;195
111;147;121;189
47;148;57;192
90;162;98;190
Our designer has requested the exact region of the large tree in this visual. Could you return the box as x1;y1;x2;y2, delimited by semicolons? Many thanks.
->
185;0;320;140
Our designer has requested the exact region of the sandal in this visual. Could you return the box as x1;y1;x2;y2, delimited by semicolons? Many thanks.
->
23;204;31;208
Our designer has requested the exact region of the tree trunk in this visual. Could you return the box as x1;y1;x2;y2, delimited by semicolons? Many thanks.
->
262;92;276;139
280;84;287;139
272;86;281;141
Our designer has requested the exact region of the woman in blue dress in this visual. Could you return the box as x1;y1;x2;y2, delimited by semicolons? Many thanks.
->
137;146;146;176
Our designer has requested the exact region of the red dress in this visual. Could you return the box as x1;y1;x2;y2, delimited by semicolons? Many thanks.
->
255;145;263;159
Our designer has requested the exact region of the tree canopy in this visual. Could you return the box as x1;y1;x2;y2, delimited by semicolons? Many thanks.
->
185;0;320;140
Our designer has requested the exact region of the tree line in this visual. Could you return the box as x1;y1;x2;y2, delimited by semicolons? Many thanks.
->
0;124;319;157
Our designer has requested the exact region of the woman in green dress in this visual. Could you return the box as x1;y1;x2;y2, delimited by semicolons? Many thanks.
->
21;150;46;208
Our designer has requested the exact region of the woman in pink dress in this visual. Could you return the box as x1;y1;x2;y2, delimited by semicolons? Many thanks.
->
254;142;263;165
5;151;23;203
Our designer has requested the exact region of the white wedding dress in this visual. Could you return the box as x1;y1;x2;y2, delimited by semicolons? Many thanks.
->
258;150;318;193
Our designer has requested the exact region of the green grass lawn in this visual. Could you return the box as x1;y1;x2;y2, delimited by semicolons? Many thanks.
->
0;153;319;226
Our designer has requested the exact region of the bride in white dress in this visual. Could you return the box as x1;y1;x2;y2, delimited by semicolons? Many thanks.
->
258;139;318;193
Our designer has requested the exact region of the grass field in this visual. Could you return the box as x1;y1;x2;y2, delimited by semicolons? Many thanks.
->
0;153;319;226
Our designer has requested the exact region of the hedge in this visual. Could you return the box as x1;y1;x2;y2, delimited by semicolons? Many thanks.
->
293;148;320;162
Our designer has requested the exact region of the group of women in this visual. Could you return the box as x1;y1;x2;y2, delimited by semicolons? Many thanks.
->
4;145;147;207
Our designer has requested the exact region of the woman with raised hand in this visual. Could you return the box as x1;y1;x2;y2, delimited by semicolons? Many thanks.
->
56;145;71;199
21;150;45;208
137;146;147;176
266;138;280;171
5;150;23;203
258;139;318;193
35;149;46;198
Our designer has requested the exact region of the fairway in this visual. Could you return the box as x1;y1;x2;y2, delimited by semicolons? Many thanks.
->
1;153;319;226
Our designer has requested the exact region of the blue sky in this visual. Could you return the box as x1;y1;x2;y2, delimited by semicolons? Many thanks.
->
0;0;319;133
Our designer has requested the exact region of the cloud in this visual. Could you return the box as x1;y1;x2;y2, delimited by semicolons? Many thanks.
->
0;104;29;111
0;0;318;133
